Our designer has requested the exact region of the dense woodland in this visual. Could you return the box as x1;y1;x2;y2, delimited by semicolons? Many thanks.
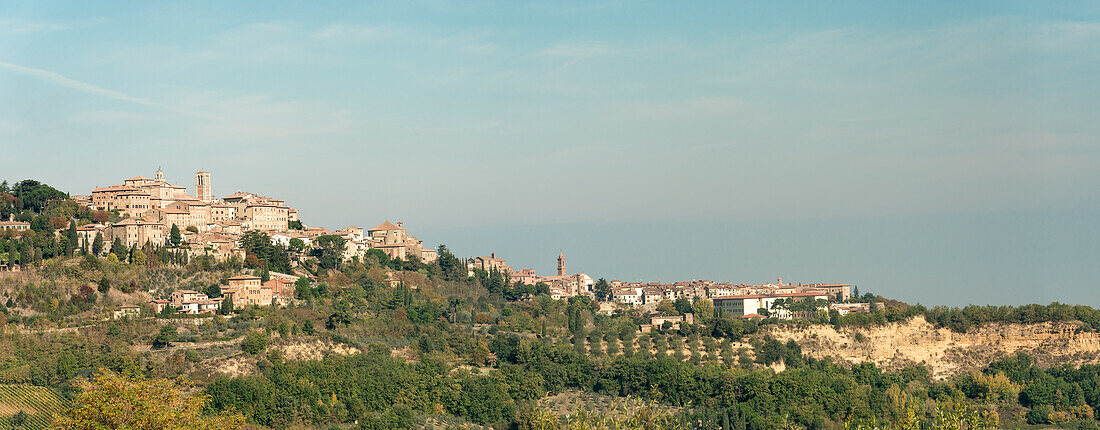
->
1;180;1100;429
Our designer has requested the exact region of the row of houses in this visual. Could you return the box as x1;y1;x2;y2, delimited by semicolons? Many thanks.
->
147;274;298;315
607;278;851;307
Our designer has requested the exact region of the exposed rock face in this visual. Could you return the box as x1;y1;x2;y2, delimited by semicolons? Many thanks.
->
767;316;1100;379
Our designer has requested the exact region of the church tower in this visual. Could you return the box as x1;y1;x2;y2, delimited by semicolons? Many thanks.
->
557;252;566;276
155;168;165;182
196;171;212;203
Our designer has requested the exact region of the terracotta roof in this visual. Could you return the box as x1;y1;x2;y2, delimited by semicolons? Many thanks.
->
369;221;401;231
92;184;140;192
227;275;261;281
127;176;152;181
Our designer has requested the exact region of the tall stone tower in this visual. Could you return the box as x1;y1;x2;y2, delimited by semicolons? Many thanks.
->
557;252;566;276
195;171;212;203
155;168;165;182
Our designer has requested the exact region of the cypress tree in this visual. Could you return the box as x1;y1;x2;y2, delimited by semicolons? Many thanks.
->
66;221;78;256
170;224;181;247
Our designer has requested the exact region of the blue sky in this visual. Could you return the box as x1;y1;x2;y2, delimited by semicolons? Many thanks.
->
1;1;1098;304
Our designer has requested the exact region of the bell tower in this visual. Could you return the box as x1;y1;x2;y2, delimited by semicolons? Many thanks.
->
557;252;566;276
196;171;212;203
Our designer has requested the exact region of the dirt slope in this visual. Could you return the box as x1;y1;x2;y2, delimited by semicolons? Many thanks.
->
767;316;1100;379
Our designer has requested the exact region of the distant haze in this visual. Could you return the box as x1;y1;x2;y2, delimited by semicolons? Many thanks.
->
1;2;1097;306
420;209;1100;307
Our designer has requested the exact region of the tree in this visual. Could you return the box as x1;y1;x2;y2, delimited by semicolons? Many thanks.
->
97;277;111;294
66;220;78;256
594;278;611;302
170;224;182;246
111;238;126;262
313;234;347;270
656;299;677;316
693;298;715;321
241;331;269;355
10;180;66;213
219;299;234;315
152;325;177;349
260;264;270;283
204;284;222;299
53;369;244;430
91;232;104;256
288;238;305;255
132;249;147;266
674;297;694;314
238;231;291;273
93;209;108;223
295;277;312;300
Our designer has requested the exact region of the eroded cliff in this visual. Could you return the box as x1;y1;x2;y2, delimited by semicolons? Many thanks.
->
767;315;1100;379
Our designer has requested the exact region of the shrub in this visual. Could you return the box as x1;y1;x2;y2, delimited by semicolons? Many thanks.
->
241;331;269;355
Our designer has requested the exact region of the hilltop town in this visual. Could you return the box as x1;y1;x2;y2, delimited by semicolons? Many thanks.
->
0;169;867;320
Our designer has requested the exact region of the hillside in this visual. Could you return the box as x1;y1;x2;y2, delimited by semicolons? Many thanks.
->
769;316;1100;379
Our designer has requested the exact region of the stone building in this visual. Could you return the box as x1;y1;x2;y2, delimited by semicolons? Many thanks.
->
106;218;164;248
366;221;436;262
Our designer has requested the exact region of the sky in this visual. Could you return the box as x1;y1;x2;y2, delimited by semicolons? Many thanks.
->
1;1;1098;305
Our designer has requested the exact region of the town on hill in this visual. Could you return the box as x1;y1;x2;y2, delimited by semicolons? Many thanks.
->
4;169;862;321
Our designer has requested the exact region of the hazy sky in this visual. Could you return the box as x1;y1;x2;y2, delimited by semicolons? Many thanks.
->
1;2;1098;305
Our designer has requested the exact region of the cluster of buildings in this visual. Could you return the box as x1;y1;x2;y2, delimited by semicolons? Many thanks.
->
606;278;854;318
604;278;850;308
466;252;594;300
462;249;861;320
76;170;299;260
148;274;298;315
67;169;437;265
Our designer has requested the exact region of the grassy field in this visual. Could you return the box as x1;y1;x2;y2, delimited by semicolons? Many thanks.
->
0;385;69;429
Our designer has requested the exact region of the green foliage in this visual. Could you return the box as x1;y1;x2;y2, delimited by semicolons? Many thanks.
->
91;232;104;256
435;245;466;281
8;180;67;213
241;331;269;355
313;235;347;270
238;231;292;273
594;278;611;302
153;325;178;349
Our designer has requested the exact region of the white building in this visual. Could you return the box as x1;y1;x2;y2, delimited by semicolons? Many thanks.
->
712;292;829;319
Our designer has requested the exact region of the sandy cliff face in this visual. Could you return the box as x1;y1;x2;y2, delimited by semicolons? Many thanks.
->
767;316;1100;379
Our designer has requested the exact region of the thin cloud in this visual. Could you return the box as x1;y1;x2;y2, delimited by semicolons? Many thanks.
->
0;18;69;34
0;60;209;119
